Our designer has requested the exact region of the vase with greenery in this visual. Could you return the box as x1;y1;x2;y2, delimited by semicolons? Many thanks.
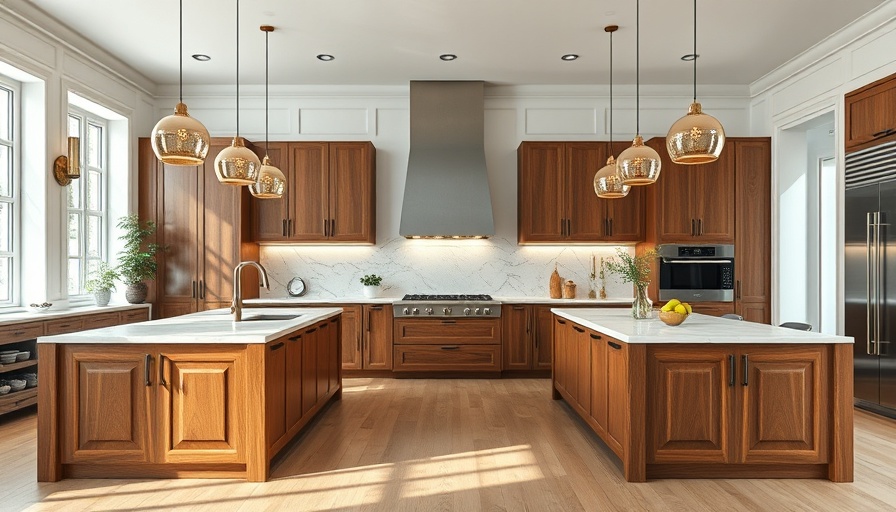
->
85;261;118;307
604;248;657;319
116;214;162;304
360;274;383;298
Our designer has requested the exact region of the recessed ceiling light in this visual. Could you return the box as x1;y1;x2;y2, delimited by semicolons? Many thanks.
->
561;54;579;61
681;53;699;61
439;54;457;61
192;54;211;61
317;54;335;61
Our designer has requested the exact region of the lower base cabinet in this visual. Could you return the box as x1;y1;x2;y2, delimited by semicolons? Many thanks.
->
393;318;501;372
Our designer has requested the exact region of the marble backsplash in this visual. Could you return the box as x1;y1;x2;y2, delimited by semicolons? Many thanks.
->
259;237;638;300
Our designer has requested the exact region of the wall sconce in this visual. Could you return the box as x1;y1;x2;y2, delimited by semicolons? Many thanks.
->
53;136;81;186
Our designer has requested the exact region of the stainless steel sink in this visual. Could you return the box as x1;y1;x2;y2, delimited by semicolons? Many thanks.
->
241;313;302;321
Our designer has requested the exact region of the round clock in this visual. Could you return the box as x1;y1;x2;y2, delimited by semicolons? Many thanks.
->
287;277;307;297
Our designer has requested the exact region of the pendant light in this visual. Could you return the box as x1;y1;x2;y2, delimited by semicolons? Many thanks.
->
665;0;725;164
616;0;662;186
214;0;261;185
594;25;630;199
249;25;287;199
150;0;210;166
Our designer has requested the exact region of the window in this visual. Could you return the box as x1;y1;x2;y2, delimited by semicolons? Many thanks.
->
67;107;107;297
0;77;18;306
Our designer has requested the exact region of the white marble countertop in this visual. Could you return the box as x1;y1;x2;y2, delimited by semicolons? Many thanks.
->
248;296;632;306
37;307;342;345
0;303;151;326
551;308;854;344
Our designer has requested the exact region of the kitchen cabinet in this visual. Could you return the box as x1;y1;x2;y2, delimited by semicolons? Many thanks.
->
646;345;828;465
340;306;363;370
733;139;771;323
649;137;735;243
517;141;644;244
251;141;376;244
845;71;896;152
138;138;259;319
363;305;392;370
393;318;501;372
689;301;735;317
504;304;602;372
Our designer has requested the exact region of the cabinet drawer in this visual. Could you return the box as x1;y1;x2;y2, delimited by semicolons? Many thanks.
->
0;388;38;414
120;309;150;324
393;319;501;345
392;345;502;372
83;312;121;330
45;318;85;336
0;322;44;344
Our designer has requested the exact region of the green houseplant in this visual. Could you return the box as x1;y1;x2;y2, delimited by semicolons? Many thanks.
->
360;274;383;298
604;248;657;319
85;261;119;306
116;214;162;304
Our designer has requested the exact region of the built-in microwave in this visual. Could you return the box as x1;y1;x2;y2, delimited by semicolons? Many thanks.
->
658;244;734;302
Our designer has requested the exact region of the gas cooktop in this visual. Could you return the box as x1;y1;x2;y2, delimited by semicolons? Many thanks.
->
393;294;501;317
401;294;493;301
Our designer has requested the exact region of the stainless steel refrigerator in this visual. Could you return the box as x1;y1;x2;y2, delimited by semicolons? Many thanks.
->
845;140;896;417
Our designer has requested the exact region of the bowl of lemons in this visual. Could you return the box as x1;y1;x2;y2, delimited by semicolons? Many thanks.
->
659;299;692;326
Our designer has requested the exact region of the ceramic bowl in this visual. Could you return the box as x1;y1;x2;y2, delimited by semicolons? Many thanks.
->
0;355;16;364
659;311;688;326
0;385;10;395
28;302;52;313
15;351;29;362
9;379;26;391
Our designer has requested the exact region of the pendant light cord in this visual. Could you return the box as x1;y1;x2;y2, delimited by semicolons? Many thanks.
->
178;0;183;103
608;28;613;147
235;0;240;138
693;0;697;103
636;0;640;135
265;28;270;156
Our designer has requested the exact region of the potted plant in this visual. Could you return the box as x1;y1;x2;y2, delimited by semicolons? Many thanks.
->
116;214;163;304
360;274;383;298
604;248;657;319
85;262;118;306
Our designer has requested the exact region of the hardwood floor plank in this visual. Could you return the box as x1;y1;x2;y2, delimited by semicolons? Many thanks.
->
5;379;896;511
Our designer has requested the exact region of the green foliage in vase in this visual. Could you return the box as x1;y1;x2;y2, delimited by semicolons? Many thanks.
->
85;261;119;293
360;274;383;286
604;248;657;287
116;215;164;286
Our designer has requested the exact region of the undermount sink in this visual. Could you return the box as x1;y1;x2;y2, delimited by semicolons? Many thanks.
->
240;313;302;321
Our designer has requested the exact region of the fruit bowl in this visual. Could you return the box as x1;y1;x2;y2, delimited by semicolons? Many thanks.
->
659;310;688;326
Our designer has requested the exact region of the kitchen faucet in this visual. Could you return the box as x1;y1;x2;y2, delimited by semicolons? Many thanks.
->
231;261;270;321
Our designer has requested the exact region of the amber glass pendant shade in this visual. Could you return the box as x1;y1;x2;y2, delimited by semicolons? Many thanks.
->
594;155;630;198
617;135;662;186
151;103;210;166
214;137;261;185
666;102;725;164
250;156;286;198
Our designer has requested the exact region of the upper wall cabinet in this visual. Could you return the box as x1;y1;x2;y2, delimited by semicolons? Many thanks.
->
251;141;376;244
517;141;644;244
845;72;896;153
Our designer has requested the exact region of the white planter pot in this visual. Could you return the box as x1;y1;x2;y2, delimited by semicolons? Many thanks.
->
362;285;380;298
93;289;112;307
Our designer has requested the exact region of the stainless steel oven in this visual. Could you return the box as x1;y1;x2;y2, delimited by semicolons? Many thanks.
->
658;244;734;302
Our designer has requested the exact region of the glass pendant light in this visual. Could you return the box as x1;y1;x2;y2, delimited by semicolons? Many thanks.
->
250;25;286;199
151;0;210;166
666;0;725;164
215;0;261;185
594;25;630;199
617;0;662;186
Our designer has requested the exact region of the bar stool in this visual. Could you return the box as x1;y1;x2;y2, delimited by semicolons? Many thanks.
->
779;322;812;331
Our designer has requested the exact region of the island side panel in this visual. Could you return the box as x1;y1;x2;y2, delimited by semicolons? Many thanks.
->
830;343;855;482
625;343;647;482
246;344;268;482
37;343;60;482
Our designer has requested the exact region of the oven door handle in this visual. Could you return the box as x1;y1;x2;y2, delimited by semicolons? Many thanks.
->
662;259;732;264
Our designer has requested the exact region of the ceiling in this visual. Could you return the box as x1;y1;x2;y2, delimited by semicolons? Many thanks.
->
27;0;887;88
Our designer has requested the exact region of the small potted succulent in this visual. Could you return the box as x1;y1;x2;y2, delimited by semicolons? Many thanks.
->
85;261;119;306
360;274;383;298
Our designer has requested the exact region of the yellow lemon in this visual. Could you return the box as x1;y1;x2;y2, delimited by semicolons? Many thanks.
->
661;303;673;312
666;299;681;309
683;303;693;314
674;304;687;315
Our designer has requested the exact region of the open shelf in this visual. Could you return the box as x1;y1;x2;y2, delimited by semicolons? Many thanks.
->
0;386;37;414
0;359;37;374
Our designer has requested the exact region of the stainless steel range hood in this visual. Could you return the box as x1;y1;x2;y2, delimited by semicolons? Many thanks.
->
399;81;495;239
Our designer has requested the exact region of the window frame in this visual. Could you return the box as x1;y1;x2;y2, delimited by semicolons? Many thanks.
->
66;105;108;300
0;75;20;308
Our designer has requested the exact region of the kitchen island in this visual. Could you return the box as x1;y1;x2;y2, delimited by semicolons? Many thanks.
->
551;309;854;482
37;307;342;483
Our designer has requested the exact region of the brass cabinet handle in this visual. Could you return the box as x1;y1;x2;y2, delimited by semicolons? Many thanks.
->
144;354;152;386
728;355;735;387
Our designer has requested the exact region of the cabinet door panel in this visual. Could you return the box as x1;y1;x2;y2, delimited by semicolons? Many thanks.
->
605;338;628;454
534;306;554;369
518;143;565;242
302;327;318;415
317;322;331;400
265;341;286;449
739;347;828;463
162;352;245;463
575;326;591;416
341;306;362;370
846;75;896;151
693;148;735;242
289;143;329;241
286;335;303;429
647;347;731;463
329;142;375;243
502;305;531;370
251;142;290;241
656;155;695;241
159;162;200;306
364;305;393;370
62;347;151;464
734;139;771;323
201;144;245;304
553;317;569;394
590;332;607;433
606;186;645;241
566;143;607;241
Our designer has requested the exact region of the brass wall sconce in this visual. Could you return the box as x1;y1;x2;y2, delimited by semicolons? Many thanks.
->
53;136;81;186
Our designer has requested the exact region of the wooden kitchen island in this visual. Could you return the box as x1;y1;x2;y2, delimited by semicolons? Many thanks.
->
37;307;343;483
551;309;854;482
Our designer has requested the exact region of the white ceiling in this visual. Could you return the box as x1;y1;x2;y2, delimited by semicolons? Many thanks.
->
27;0;887;88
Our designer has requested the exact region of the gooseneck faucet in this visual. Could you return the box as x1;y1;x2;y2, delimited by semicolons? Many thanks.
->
232;261;270;321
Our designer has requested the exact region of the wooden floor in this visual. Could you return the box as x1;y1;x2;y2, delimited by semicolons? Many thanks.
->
2;378;896;511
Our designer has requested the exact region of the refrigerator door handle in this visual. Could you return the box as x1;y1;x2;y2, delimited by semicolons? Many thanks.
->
868;212;875;356
877;211;886;356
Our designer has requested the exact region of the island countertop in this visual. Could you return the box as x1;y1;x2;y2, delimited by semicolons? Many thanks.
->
551;308;854;344
36;307;342;344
